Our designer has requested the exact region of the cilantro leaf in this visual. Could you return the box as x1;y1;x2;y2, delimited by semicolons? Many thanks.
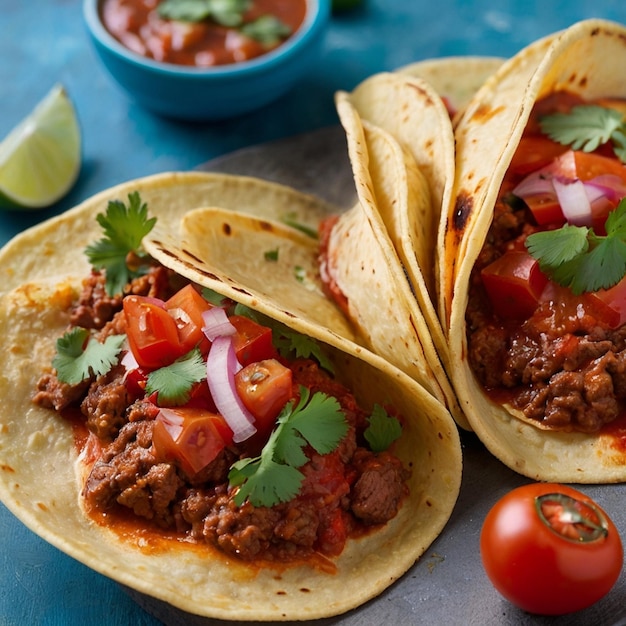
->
539;105;626;161
158;0;250;25
228;387;348;507
280;214;319;239
526;199;626;294
364;405;403;453
145;348;207;405
53;328;125;385
284;389;347;455
85;192;157;296
240;15;291;46
230;455;304;508
525;224;590;267
264;248;279;261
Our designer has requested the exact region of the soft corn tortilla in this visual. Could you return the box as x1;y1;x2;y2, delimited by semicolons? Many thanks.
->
447;19;626;482
0;173;462;620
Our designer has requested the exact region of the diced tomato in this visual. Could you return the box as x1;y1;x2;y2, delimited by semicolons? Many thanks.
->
235;359;293;437
584;276;626;329
509;135;568;176
123;295;185;369
229;315;277;366
152;407;233;478
165;284;213;354
523;193;564;226
124;365;148;396
481;250;549;320
185;380;218;411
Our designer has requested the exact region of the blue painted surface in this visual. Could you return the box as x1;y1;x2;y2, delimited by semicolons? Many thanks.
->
2;1;626;624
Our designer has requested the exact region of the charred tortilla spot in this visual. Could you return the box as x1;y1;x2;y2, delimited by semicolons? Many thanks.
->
222;222;232;236
0;464;15;473
178;248;204;265
453;192;473;232
470;103;505;124
259;220;274;232
37;502;49;512
408;81;434;106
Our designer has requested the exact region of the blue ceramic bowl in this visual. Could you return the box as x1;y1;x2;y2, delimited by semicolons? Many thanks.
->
83;0;330;121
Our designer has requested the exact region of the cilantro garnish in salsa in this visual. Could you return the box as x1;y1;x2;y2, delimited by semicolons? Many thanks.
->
33;193;408;562
101;0;304;67
467;92;626;433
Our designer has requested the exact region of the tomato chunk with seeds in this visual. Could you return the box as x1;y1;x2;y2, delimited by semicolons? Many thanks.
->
123;295;184;369
165;284;213;354
152;407;233;477
235;359;293;432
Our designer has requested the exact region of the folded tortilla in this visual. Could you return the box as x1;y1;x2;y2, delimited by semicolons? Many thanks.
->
0;172;462;620
447;19;626;482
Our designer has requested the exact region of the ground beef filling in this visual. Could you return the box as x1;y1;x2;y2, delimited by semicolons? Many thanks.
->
466;198;626;433
34;269;409;562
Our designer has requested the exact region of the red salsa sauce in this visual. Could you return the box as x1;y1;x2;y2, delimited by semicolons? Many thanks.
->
466;91;626;434
100;0;307;67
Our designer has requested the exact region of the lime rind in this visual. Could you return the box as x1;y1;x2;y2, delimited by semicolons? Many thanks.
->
0;84;81;210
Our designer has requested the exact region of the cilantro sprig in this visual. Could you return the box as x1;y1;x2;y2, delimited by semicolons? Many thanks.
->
145;348;207;405
540;104;626;162
53;328;125;385
526;198;626;294
158;0;249;25
228;387;348;507
85;192;156;296
157;0;292;46
364;405;402;453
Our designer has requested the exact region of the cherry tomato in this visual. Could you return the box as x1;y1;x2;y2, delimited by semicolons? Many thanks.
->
480;483;623;615
152;407;233;478
480;250;548;319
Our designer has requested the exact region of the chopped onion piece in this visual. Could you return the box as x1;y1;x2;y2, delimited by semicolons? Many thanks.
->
121;348;139;372
584;175;626;204
553;178;592;226
156;407;184;441
206;335;256;443
512;168;556;199
202;306;236;341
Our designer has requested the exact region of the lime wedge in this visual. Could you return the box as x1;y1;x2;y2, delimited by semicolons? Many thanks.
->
0;84;81;210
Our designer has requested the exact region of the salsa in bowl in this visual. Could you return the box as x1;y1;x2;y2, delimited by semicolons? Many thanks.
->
83;0;330;120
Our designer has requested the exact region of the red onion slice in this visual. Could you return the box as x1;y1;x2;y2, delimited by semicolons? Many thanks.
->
553;178;593;226
202;306;236;341
512;169;556;199
206;335;256;443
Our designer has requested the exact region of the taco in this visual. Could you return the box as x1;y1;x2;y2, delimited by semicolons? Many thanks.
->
447;18;626;482
0;175;461;620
